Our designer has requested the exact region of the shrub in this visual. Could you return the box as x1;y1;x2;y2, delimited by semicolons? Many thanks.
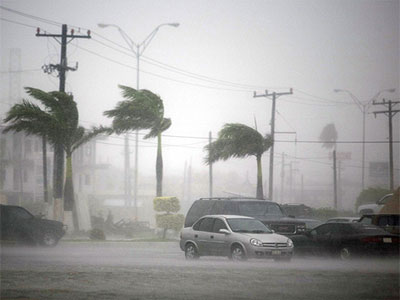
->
154;197;184;239
89;228;106;240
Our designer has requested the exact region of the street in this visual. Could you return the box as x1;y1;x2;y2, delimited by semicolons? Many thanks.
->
1;241;399;300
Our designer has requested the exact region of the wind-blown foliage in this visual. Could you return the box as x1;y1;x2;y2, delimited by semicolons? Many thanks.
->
319;123;338;149
205;123;272;199
104;85;171;197
3;88;106;230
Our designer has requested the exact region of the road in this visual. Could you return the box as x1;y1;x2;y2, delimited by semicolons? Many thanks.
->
1;240;399;300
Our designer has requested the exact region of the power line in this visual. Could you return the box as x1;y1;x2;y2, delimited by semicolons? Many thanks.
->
1;7;366;106
0;5;61;27
73;43;252;92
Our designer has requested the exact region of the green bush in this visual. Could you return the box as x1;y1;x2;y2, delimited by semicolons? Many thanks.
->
154;197;184;238
155;214;185;232
153;196;180;213
89;228;106;240
311;207;338;220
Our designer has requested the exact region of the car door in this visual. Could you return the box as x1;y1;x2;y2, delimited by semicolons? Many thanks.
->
209;218;230;256
314;224;339;255
196;217;215;255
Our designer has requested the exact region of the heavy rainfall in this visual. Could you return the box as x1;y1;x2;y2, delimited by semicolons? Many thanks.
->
0;0;399;299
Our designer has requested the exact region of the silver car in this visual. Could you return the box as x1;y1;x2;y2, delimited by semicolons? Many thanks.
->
180;215;294;261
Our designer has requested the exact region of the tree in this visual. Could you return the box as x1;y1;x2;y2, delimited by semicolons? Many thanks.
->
104;85;171;197
3;88;105;230
153;196;184;239
204;123;272;199
319;123;338;149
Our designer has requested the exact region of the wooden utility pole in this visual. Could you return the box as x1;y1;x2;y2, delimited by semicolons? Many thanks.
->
36;25;91;217
209;131;213;198
253;89;293;200
373;99;400;190
333;150;338;209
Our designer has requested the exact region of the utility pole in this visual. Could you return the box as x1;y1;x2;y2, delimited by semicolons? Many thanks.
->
333;150;338;209
253;89;293;200
373;99;400;190
36;24;91;219
209;131;213;198
280;152;285;204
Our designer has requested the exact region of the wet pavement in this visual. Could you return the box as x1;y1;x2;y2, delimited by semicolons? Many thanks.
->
1;241;399;299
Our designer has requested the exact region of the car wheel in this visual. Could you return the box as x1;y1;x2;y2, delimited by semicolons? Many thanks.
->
339;247;351;260
185;243;199;260
230;245;247;261
41;231;58;247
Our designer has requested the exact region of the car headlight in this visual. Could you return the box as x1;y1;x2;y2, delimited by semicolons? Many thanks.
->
287;238;294;248
250;238;263;247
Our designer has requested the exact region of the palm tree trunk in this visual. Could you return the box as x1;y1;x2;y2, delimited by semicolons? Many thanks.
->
64;152;78;231
52;143;64;222
256;155;264;199
156;133;163;197
42;136;48;203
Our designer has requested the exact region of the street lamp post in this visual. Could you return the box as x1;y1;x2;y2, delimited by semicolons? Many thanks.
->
99;22;179;217
333;88;395;191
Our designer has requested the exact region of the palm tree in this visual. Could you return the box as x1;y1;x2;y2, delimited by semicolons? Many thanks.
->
205;123;272;199
3;88;106;230
104;85;171;197
319;123;338;150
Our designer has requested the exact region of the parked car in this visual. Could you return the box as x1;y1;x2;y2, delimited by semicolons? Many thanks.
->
326;217;360;223
359;214;400;235
290;222;399;259
357;193;394;215
0;204;66;247
297;218;324;229
184;197;306;236
281;203;313;218
180;215;294;261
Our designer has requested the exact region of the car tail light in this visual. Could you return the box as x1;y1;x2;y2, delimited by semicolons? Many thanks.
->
361;236;382;243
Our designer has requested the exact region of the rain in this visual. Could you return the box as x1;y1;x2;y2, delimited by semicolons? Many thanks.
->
0;0;399;299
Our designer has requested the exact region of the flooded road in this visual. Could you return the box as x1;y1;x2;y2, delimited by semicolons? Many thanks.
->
1;241;399;300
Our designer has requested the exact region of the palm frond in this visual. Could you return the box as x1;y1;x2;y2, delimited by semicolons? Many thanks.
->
204;123;271;165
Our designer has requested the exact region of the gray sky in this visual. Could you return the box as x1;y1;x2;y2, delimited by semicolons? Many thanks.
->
1;0;399;207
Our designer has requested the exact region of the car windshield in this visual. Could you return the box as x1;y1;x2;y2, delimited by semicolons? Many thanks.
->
238;202;284;217
226;218;272;233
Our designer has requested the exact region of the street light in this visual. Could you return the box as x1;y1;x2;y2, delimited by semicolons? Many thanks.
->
98;22;179;217
333;88;395;191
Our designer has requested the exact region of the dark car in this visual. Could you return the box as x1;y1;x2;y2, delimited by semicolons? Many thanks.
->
184;197;306;236
0;204;66;247
291;222;399;259
359;214;400;235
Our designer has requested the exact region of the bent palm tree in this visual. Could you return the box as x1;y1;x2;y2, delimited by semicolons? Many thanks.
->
4;88;106;230
205;123;272;199
104;85;171;197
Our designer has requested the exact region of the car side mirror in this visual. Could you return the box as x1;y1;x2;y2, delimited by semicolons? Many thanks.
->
219;229;230;235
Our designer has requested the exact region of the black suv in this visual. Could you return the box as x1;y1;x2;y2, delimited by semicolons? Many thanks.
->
0;204;66;247
184;198;306;236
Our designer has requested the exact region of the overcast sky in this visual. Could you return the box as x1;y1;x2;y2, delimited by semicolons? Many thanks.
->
1;0;399;207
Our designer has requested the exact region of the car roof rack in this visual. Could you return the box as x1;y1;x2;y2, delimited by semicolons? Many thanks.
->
198;197;271;201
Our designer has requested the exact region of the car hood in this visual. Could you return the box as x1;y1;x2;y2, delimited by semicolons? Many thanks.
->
34;218;64;228
240;232;290;243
